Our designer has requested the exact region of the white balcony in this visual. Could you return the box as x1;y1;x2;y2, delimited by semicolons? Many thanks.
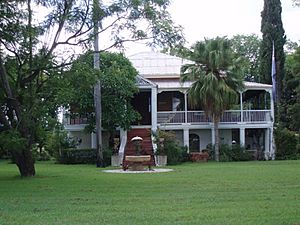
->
157;110;272;125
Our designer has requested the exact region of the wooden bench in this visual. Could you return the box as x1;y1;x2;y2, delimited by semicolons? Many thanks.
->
124;155;151;171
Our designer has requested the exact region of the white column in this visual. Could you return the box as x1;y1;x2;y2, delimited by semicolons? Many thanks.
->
264;128;270;160
119;129;127;154
183;128;189;152
151;87;158;133
239;91;243;122
91;132;96;148
270;127;275;160
240;127;245;146
184;92;188;123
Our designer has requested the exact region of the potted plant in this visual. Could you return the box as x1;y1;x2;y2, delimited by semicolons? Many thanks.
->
111;137;120;166
153;130;168;166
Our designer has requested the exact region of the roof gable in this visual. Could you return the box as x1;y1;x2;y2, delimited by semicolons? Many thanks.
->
135;75;156;87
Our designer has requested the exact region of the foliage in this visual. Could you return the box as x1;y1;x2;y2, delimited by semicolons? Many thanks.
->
0;130;27;154
59;51;140;132
0;0;183;176
260;0;286;104
275;128;299;160
31;145;52;161
59;148;97;164
153;129;175;155
207;144;252;162
230;34;262;81
220;144;252;162
293;0;300;6
161;44;192;59
58;148;112;165
153;129;187;165
281;47;300;131
180;37;244;161
44;127;78;159
181;37;244;119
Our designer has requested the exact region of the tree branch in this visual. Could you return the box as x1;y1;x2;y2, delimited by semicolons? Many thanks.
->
0;54;22;123
99;37;153;52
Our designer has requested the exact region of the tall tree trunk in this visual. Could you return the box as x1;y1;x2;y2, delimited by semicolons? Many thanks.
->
1;52;36;177
93;0;104;167
214;118;220;162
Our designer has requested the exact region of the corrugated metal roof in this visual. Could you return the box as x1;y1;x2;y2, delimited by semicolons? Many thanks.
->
128;51;192;78
129;52;272;90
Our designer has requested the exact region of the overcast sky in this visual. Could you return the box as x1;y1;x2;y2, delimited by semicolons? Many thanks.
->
125;0;300;55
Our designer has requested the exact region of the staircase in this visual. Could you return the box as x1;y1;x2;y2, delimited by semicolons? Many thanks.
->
123;128;155;169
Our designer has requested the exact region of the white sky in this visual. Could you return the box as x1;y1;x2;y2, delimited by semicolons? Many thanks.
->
124;0;300;55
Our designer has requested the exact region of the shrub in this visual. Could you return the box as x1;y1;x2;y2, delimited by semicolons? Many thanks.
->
58;148;96;164
275;128;299;160
153;130;187;165
0;130;27;161
207;144;252;162
31;144;52;161
58;148;112;165
45;129;78;159
102;148;113;167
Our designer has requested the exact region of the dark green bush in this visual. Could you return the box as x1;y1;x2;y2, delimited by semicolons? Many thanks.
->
207;144;252;162
164;142;188;165
59;148;96;164
58;148;112;165
102;148;112;167
275;128;299;160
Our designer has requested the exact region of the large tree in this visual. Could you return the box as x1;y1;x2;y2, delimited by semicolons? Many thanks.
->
0;0;183;177
180;37;244;161
59;51;140;137
281;47;300;131
260;0;286;105
230;34;262;82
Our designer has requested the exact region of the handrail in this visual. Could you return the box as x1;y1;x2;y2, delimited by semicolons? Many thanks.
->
157;110;271;124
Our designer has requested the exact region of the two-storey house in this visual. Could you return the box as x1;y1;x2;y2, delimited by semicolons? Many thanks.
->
63;52;275;164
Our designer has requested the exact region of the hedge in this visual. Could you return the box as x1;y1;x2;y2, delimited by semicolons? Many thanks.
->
58;148;112;166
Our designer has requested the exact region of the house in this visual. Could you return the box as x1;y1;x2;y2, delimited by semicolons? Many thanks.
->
63;52;275;164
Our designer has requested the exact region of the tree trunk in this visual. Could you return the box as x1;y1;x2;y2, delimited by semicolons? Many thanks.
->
13;148;35;177
93;0;104;167
214;118;220;162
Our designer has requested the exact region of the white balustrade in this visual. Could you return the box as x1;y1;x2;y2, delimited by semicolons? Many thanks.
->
157;110;271;124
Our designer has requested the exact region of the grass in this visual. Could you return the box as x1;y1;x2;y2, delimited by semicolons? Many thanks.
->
0;160;299;225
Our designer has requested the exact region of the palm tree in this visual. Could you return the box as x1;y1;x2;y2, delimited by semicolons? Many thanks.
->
181;37;244;161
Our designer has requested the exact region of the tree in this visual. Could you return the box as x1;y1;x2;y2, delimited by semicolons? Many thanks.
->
230;34;262;82
180;37;244;161
59;51;140;136
281;47;300;131
0;0;183;176
260;0;286;105
293;0;300;6
161;44;192;59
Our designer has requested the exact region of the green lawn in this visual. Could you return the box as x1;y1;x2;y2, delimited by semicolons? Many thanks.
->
0;160;299;225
